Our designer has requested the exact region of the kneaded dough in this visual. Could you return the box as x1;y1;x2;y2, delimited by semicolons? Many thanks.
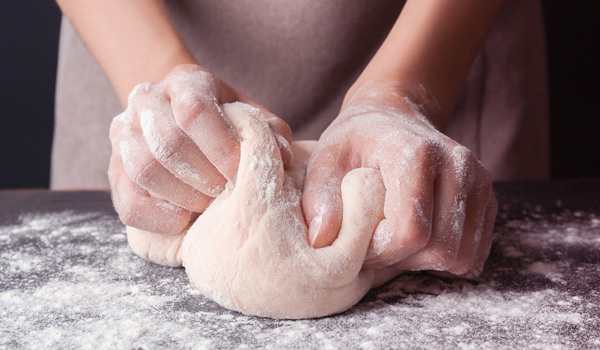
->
127;103;401;319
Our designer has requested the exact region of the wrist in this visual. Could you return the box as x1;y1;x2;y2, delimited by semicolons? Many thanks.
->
342;78;445;130
118;47;197;107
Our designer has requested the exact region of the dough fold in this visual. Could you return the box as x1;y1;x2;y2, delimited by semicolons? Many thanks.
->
127;103;401;318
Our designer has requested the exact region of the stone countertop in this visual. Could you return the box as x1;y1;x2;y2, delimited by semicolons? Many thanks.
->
1;179;599;349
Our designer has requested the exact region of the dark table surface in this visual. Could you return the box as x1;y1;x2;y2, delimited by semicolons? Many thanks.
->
1;179;599;349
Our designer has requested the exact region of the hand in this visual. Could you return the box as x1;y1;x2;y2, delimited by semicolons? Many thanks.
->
302;81;498;277
109;64;293;234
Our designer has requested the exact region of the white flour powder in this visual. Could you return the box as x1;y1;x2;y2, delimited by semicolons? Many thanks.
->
1;199;599;349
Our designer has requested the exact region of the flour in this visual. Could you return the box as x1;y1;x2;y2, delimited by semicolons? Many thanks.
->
1;189;599;349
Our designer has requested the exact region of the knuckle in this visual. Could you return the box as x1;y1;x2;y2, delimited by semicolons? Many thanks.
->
413;139;442;170
167;64;189;77
166;64;206;81
449;146;480;191
453;145;473;159
128;82;155;103
468;175;495;212
173;96;212;131
415;138;438;154
168;67;216;92
127;155;161;187
134;162;158;186
452;145;475;172
109;110;132;140
150;131;186;164
196;70;217;86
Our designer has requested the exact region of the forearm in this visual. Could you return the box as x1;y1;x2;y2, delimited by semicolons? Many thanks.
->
57;0;197;107
346;0;505;129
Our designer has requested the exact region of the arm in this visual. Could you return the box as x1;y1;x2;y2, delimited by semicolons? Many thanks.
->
346;0;506;129
57;0;293;233
57;0;196;106
303;0;504;276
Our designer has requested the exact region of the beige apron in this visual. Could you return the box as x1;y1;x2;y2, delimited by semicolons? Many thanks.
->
52;0;548;189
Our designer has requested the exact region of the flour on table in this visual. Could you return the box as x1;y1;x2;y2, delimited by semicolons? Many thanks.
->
1;195;599;348
127;102;402;318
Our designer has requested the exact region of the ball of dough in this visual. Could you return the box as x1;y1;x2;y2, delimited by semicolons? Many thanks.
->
127;103;401;319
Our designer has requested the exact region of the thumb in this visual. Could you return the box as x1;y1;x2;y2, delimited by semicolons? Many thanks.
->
302;147;346;248
328;168;385;258
312;168;385;284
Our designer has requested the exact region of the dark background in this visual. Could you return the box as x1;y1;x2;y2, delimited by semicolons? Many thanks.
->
0;1;598;189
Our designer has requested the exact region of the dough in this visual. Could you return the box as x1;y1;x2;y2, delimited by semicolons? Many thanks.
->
127;103;401;319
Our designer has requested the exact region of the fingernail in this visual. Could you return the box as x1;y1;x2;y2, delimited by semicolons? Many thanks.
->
308;215;322;247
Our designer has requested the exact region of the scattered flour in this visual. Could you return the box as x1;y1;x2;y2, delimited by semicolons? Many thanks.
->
1;192;599;349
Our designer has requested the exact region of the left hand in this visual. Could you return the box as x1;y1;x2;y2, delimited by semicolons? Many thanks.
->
109;65;293;234
302;82;498;277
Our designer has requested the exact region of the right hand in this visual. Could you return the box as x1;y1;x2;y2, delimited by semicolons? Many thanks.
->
109;64;293;234
302;81;498;278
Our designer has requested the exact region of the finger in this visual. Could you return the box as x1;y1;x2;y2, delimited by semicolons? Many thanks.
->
126;226;186;267
462;193;498;278
396;147;477;271
138;102;226;197
109;152;192;234
119;112;213;213
302;144;349;248
363;147;437;269
446;170;493;275
166;71;241;182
